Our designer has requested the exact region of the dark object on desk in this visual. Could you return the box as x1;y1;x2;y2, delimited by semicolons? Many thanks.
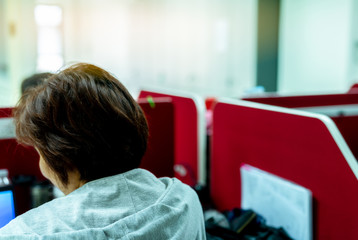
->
12;175;34;215
30;180;54;208
205;208;293;240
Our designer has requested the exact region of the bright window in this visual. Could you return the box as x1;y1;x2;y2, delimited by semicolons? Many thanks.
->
34;5;63;72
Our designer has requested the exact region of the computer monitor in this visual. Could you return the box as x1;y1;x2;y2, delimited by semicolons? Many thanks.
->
0;186;16;228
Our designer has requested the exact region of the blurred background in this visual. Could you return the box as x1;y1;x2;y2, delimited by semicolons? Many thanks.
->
1;0;357;107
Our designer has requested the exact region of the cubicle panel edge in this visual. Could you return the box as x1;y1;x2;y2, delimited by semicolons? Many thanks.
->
139;87;206;186
242;92;358;108
211;98;358;240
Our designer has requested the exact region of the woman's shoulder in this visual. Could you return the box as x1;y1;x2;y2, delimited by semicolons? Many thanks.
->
0;198;59;236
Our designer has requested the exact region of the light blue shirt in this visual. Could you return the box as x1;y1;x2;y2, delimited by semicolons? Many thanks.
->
0;168;206;240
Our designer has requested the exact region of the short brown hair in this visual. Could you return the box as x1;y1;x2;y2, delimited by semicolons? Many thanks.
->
14;63;148;185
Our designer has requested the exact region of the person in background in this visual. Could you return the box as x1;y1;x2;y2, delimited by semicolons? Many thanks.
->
0;63;206;239
21;72;53;94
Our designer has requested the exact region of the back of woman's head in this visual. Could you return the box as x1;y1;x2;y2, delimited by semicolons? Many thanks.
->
14;63;148;185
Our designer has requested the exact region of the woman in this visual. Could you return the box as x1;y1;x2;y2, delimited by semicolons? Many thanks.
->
0;63;206;239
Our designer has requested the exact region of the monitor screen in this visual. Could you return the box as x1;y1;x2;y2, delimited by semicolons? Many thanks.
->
0;187;15;228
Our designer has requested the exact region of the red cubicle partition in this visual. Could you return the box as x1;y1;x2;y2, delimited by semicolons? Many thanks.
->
0;108;12;117
211;99;358;240
138;88;206;187
0;108;43;181
243;92;358;162
138;98;175;178
348;83;358;94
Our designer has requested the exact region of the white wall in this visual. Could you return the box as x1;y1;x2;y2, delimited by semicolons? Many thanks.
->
278;0;354;94
62;0;258;98
0;0;37;107
0;0;257;105
0;0;9;106
349;0;358;83
4;0;358;107
63;0;131;79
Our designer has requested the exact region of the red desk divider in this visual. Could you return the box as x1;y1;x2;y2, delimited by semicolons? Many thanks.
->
138;98;175;178
0;108;12;117
0;108;44;181
242;93;358;163
348;83;358;94
138;88;206;187
211;99;358;240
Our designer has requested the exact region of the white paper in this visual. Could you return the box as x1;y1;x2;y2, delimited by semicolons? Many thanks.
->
0;118;15;139
241;164;312;240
